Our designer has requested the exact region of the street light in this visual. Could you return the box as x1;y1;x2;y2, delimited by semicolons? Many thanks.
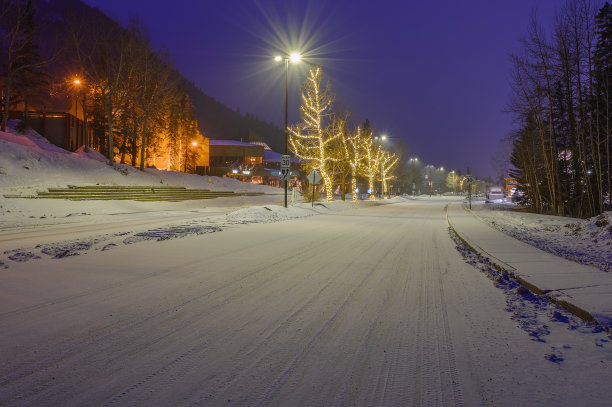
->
73;78;89;153
274;52;301;208
184;141;198;172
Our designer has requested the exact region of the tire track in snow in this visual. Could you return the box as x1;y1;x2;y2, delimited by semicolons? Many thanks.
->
394;216;463;407
0;227;352;406
100;227;370;407
0;230;290;320
120;221;379;406
248;227;409;406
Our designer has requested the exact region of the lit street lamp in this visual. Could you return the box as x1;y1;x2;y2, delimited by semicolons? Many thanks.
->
184;141;198;173
275;52;301;208
73;78;89;153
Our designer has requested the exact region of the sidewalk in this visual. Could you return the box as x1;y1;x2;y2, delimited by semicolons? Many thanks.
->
446;202;612;331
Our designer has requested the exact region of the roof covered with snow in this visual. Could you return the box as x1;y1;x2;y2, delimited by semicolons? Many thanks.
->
209;140;263;147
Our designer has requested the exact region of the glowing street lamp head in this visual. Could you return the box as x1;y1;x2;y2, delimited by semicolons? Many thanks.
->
289;52;301;63
191;141;197;147
74;79;81;85
381;135;387;141
274;55;282;62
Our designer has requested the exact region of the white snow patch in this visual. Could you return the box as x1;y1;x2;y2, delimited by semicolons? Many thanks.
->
469;202;611;272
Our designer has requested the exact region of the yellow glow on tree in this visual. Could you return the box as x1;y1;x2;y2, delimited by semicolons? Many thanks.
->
360;132;383;200
459;175;467;193
446;172;460;194
289;67;340;201
343;125;367;201
380;150;399;198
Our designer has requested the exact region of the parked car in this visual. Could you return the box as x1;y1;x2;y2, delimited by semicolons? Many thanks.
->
486;186;505;203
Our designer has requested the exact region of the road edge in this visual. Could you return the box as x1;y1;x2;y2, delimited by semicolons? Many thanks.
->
444;204;606;332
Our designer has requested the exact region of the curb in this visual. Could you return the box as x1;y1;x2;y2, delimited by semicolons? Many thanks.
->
444;204;605;331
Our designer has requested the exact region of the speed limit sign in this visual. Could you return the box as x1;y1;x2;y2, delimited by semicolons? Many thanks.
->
281;155;290;170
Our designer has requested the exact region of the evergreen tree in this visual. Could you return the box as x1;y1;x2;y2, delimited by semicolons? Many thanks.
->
594;2;612;214
0;0;50;131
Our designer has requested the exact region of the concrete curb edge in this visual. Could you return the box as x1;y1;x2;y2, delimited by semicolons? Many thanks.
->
444;204;606;332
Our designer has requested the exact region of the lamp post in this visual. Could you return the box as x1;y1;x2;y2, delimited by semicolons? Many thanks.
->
185;141;197;173
73;79;89;153
408;157;419;195
275;52;301;208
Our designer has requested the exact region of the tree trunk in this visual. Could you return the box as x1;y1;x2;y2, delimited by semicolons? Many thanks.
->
351;166;358;201
320;170;333;202
1;80;11;132
82;93;89;153
106;94;114;166
139;113;148;171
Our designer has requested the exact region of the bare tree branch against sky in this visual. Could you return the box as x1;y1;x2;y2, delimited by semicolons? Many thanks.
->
82;0;560;178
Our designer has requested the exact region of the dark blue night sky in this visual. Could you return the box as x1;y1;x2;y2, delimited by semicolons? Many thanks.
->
82;0;559;178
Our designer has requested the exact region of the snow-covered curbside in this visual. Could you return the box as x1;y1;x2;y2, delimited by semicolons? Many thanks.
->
445;204;606;331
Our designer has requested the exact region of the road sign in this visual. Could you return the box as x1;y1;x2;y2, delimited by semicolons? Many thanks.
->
280;168;291;181
307;170;322;185
465;175;474;184
281;155;291;170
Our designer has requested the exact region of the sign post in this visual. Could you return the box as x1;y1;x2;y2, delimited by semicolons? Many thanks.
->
465;174;474;209
281;155;291;207
307;170;322;207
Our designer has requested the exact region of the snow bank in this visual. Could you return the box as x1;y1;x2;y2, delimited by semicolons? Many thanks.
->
470;202;612;272
0;124;280;194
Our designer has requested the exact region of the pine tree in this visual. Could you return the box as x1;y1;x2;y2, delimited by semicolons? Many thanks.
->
594;2;612;213
0;0;50;131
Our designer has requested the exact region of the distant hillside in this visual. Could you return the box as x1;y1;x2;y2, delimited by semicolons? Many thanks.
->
176;75;283;151
31;0;284;151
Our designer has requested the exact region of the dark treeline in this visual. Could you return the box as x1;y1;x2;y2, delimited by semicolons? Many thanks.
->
509;0;611;218
1;0;283;171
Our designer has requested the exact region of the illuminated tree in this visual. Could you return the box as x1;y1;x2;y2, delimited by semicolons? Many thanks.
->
380;150;399;198
289;67;340;201
446;171;460;195
342;124;367;201
360;130;383;200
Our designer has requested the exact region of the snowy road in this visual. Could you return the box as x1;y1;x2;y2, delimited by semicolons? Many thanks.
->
0;201;610;406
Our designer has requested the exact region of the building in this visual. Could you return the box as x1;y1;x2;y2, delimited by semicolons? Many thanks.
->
8;110;87;152
262;149;303;188
208;139;305;186
208;139;264;179
504;177;518;197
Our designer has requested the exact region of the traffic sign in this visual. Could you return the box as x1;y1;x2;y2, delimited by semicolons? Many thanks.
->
465;175;474;184
307;170;322;185
281;155;291;170
280;168;291;181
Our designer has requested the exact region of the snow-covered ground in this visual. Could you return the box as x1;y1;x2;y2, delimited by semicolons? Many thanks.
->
470;201;611;272
1;123;611;406
0;120;278;194
0;123;378;267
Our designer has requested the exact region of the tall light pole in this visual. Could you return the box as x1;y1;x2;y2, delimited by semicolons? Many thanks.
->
185;141;197;173
275;52;301;208
73;79;89;153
